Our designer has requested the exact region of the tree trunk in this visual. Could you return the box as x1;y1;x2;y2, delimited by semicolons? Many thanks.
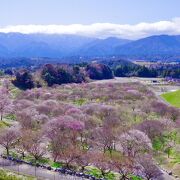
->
120;175;127;180
113;143;116;150
101;170;105;177
168;151;170;158
53;155;58;162
103;146;106;153
6;147;9;156
81;166;85;172
108;147;113;157
21;152;25;159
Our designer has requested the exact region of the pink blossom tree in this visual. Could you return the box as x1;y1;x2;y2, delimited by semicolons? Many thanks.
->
91;152;113;177
136;120;164;140
0;128;19;156
138;155;162;180
0;88;12;120
111;155;136;180
119;130;152;158
25;130;46;163
45;115;85;162
75;150;92;172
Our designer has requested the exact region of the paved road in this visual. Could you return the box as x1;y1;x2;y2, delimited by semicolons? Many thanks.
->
0;130;85;180
0;158;84;180
91;77;139;84
160;167;179;180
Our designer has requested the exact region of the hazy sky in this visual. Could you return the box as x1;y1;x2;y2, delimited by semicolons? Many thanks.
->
0;0;180;39
1;0;180;25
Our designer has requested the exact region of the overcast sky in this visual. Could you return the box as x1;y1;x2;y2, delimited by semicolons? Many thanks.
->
0;0;180;39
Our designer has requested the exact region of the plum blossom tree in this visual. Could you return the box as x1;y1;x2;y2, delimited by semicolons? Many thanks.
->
65;107;84;118
15;99;34;111
75;150;92;172
93;126;117;154
35;114;49;125
164;140;174;158
151;101;168;116
16;108;48;129
45;117;70;162
167;107;179;122
136;120;165;140
111;155;136;180
36;104;52;116
58;145;80;168
0;88;12;120
45;115;85;162
91;152;113;177
16;108;38;129
119;130;152;158
16;131;30;159
25;131;46;163
0;128;19;156
138;155;162;180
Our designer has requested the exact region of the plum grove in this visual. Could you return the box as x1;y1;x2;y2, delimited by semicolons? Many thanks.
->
0;80;179;180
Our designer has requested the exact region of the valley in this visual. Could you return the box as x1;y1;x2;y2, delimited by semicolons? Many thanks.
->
1;0;180;179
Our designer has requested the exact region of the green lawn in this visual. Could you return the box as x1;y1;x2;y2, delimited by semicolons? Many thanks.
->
161;90;180;108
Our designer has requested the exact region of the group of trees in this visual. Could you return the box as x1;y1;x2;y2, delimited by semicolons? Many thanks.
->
11;63;114;89
41;64;86;86
113;63;180;78
7;60;180;90
149;63;180;79
0;81;178;179
0;107;162;179
0;84;13;121
114;65;157;78
86;63;113;80
12;69;35;90
102;59;180;78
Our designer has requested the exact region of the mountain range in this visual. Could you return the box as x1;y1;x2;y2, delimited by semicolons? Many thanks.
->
0;33;180;60
115;35;180;56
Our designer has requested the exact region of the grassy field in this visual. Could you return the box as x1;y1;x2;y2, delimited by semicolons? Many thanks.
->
161;90;180;108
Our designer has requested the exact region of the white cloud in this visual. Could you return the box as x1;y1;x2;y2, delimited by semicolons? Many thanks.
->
0;18;180;39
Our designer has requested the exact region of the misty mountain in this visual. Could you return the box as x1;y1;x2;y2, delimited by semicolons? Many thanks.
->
0;33;96;58
76;37;131;56
0;44;8;56
0;33;180;61
114;35;180;56
0;33;131;58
